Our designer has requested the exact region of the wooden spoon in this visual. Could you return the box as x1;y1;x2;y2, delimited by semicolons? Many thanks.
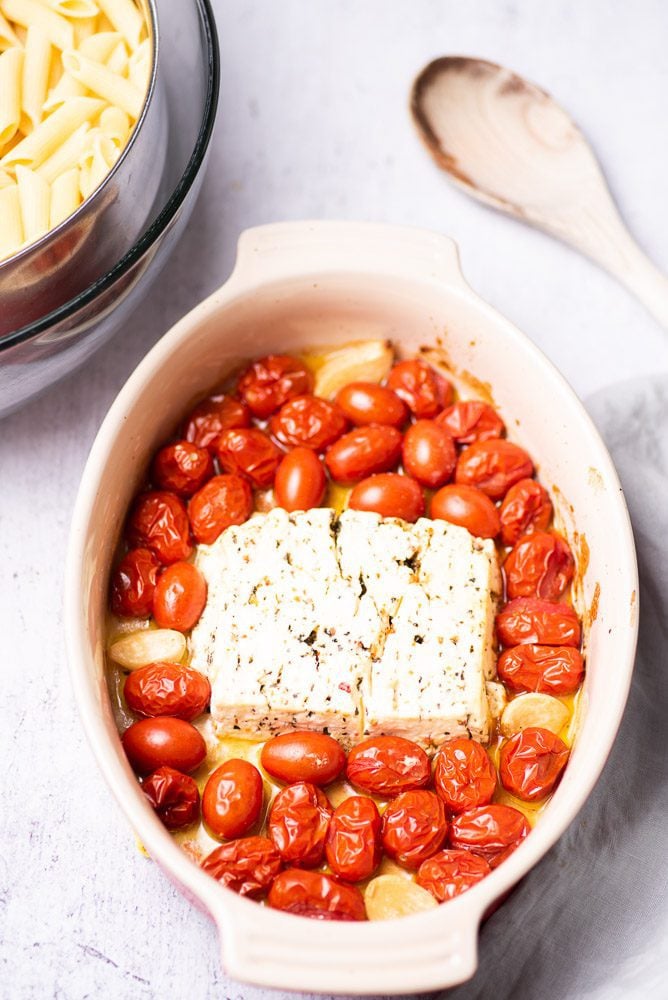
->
411;56;668;328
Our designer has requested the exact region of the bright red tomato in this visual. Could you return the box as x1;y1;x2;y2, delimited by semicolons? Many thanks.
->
269;395;348;451
201;836;282;897
237;355;312;418
499;727;569;801
449;804;530;868
151;441;214;497
127;491;192;565
499;478;553;546
110;547;160;618
122;717;206;775
325;426;402;484
436;401;505;444
433;738;497;814
268;869;366;921
402;420;456;488
187;474;252;544
386;359;452;418
274;447;326;511
183;394;250;453
216;427;283;488
496;598;581;648
260;732;346;786
124;662;210;720
497;644;585;695
268;781;333;868
382;790;448;869
152;561;207;631
142;766;200;830
455;440;533;500
346;735;430;797
417;849;491;901
348;473;425;522
335;382;407;428
504;531;575;601
202;759;264;840
325;796;382;882
430;484;501;538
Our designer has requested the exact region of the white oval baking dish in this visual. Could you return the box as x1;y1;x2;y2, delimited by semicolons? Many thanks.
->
65;220;638;994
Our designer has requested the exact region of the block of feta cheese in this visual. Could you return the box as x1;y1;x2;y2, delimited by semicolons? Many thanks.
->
189;507;502;749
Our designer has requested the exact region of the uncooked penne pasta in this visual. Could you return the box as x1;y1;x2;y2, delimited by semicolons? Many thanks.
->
0;47;23;146
16;162;50;242
1;0;74;51
49;164;80;225
62;49;142;117
45;0;99;19
78;28;119;61
21;25;51;130
127;35;149;91
95;0;141;49
43;69;87;113
105;37;127;75
98;103;128;146
35;118;89;180
0;181;23;256
1;94;103;168
0;9;20;48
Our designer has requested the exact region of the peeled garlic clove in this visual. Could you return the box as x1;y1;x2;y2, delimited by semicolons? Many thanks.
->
108;628;186;670
364;874;438;920
313;340;394;399
500;693;569;737
486;680;508;719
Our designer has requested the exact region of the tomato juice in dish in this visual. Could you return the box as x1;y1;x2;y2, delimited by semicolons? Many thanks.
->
105;340;584;921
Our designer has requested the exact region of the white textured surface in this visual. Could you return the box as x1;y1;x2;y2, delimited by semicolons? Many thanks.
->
1;1;667;998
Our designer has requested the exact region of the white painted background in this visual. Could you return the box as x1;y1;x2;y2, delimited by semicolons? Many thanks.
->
2;1;667;997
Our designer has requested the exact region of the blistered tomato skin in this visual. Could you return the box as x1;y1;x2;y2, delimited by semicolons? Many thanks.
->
382;790;448;869
261;732;346;786
127;491;193;565
325;795;382;882
124;662;211;720
436;401;505;445
274;447;326;511
386;359;452;418
142;766;200;829
496;598;581;648
183;395;251;453
216;427;283;489
433;738;497;814
455;440;534;500
152;561;207;631
151;441;214;497
500;727;570;801
430;484;501;539
268;869;366;921
402;420;456;488
237;355;313;419
325;426;402;484
499;478;553;546
187;474;253;545
201;836;282;897
110;547;160;618
417;849;491;902
497;644;585;695
346;735;431;797
504;531;575;602
449;804;530;868
348;473;425;522
122;717;206;775
268;782;333;868
335;382;408;428
202;759;264;840
269;395;348;451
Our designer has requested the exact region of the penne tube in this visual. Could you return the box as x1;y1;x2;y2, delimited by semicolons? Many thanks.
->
0;181;23;258
0;166;14;186
127;35;149;92
44;0;99;18
21;25;51;130
72;14;96;44
35;118;88;180
43;69;87;112
16;162;50;242
0;9;20;49
1;95;104;168
0;46;23;146
78;127;117;197
49;163;80;225
62;48;142;117
105;38;126;75
1;0;74;51
78;28;119;61
98;103;128;146
95;0;141;50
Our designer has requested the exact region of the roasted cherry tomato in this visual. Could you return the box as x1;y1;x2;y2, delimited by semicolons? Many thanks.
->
201;836;282;897
142;766;200;830
269;395;348;451
497;644;585;695
274;447;326;511
152;561;207;631
430;484;500;539
504;531;575;602
325;426;402;484
124;662;211;720
417;848;491;902
402;420;456;488
382;790;448;869
187;474;252;544
122;717;206;775
335;381;407;428
386;359;452;418
127;491;192;565
110;547;160;618
499;478;553;547
499;727;569;801
433;738;497;814
268;781;333;868
237;355;312;418
346;735;430;797
449;804;530;868
216;427;283;488
455;440;533;500
268;869;366;921
151;441;214;497
260;731;346;786
183;394;251;453
348;473;425;522
496;598;581;648
325;795;382;882
436;401;505;445
202;759;264;840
